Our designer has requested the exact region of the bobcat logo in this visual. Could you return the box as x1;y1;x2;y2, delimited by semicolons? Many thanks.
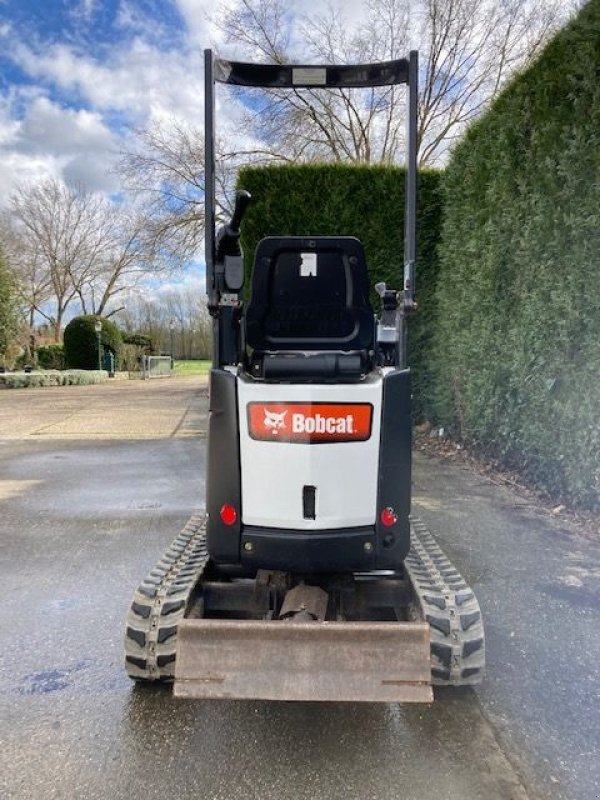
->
264;409;288;435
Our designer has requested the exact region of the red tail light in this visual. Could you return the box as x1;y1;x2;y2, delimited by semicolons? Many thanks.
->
380;507;397;527
220;504;237;526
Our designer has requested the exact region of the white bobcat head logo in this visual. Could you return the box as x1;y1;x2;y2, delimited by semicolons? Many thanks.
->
264;409;287;435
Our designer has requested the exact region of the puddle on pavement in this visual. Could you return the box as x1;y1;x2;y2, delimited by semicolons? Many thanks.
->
16;660;93;695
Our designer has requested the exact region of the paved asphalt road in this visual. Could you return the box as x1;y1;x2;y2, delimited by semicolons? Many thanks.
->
0;378;598;800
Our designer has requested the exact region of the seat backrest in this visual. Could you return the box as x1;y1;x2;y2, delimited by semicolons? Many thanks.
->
245;236;374;353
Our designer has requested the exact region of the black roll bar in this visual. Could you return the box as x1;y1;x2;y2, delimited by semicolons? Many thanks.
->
213;58;409;88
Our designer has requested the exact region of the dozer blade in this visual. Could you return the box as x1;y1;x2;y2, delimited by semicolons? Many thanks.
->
174;619;432;703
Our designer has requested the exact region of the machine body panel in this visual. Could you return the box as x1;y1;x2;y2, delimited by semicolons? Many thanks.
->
237;373;383;530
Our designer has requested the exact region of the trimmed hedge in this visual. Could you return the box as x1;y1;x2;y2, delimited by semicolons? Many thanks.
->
431;0;600;509
1;370;108;388
64;315;123;370
237;163;443;419
123;333;153;351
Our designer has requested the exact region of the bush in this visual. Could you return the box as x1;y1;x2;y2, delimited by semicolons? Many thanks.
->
63;315;123;370
121;333;153;371
237;163;443;420
36;344;66;370
120;343;144;372
0;370;108;388
14;352;31;370
430;0;600;509
122;333;153;351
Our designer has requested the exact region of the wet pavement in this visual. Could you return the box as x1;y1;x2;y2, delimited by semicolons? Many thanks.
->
0;379;598;800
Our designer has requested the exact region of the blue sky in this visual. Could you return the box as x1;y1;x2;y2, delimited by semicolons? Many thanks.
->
0;0;214;196
0;0;341;305
0;0;383;200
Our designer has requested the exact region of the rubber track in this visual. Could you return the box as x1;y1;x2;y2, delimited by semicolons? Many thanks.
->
124;515;209;682
125;514;484;688
405;517;485;686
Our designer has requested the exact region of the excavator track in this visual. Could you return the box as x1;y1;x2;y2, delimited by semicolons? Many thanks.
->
124;515;209;681
405;517;485;685
125;515;484;687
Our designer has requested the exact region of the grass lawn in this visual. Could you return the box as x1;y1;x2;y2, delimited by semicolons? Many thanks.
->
173;360;212;376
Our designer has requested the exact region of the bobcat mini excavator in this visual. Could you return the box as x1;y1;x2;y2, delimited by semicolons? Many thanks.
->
124;50;485;702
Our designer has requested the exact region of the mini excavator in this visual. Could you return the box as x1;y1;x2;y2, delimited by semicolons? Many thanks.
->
125;50;485;702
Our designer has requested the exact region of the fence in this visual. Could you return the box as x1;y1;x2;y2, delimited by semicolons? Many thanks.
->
143;356;172;379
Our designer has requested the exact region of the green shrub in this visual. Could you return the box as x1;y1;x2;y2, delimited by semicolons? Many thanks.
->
121;333;153;371
63;315;123;370
431;0;600;509
237;163;443;420
0;370;108;388
120;343;144;372
122;333;153;351
36;344;66;370
14;352;31;370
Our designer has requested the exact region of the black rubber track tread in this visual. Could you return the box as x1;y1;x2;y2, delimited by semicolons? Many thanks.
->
124;514;209;682
405;517;486;687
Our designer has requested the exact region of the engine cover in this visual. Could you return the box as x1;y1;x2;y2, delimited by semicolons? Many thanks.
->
238;374;382;530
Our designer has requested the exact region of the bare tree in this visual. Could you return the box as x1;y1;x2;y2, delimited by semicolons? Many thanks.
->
417;0;568;163
9;181;111;339
116;294;166;354
7;180;174;339
116;286;212;359
116;0;573;257
216;0;572;165
0;215;53;337
119;122;208;264
162;286;212;359
118;118;287;263
220;0;411;164
74;206;162;319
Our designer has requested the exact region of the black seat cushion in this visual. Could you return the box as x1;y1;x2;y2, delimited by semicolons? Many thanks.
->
248;351;368;381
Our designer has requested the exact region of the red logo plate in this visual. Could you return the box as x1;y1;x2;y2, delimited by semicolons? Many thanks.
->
247;402;373;444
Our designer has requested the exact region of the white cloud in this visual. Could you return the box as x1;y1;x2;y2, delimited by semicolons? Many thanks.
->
69;0;98;23
17;97;115;156
62;154;120;192
0;93;60;194
0;151;62;199
173;0;216;46
155;268;206;296
0;96;19;147
11;38;206;126
0;94;121;194
0;0;372;204
0;29;211;196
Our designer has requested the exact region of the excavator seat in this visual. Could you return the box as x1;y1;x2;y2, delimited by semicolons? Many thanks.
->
245;236;375;381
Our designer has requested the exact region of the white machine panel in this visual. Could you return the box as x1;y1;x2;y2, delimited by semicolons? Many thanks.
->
237;374;383;529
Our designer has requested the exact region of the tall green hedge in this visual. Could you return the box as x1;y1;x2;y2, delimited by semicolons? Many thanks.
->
237;163;443;419
431;0;600;509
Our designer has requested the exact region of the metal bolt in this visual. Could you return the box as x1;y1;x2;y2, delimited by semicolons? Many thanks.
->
363;542;374;553
243;542;254;552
